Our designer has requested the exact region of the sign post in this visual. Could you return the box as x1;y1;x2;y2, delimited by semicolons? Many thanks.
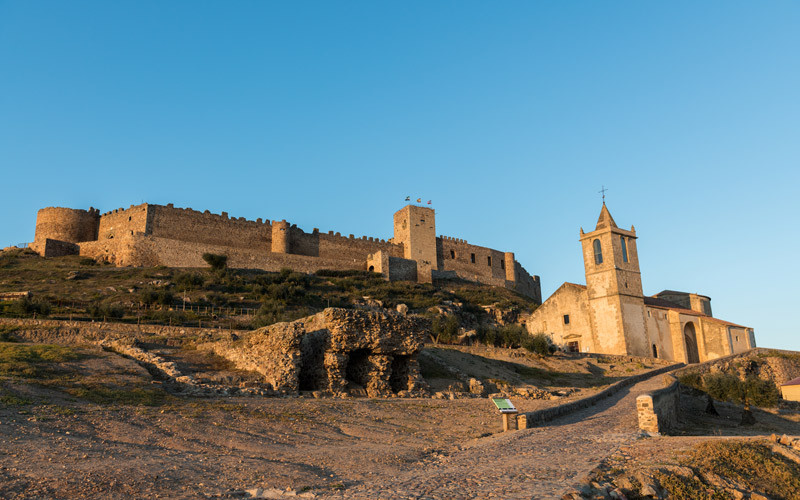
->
491;398;518;432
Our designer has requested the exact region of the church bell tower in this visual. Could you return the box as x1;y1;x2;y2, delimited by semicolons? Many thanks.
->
579;203;650;357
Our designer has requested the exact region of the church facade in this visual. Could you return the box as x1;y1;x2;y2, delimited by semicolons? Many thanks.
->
526;204;755;363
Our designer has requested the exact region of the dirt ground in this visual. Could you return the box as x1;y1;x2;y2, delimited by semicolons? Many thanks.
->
0;342;668;499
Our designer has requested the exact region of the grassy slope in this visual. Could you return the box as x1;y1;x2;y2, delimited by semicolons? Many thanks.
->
0;248;538;329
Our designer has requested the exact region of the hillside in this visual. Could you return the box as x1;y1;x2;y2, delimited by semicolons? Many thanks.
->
0;247;537;333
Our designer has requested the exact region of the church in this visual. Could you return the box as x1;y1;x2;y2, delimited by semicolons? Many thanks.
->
525;203;755;363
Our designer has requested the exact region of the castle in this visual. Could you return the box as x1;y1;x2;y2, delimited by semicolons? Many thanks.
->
525;203;755;363
29;203;542;301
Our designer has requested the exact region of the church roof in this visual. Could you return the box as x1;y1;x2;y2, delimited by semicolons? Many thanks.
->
643;297;749;327
782;377;800;387
595;203;618;230
643;296;684;309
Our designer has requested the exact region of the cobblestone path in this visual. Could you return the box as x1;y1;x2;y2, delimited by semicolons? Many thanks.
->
322;375;666;500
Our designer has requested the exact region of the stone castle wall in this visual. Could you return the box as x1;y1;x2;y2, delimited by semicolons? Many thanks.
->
98;204;149;241
33;207;100;249
31;202;541;300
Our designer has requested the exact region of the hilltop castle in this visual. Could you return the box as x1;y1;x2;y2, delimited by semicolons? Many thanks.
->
526;203;755;363
30;203;541;301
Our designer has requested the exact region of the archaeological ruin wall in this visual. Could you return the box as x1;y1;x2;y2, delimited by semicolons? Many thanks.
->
204;308;429;397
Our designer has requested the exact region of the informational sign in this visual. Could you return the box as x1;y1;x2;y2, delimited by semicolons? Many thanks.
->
491;398;517;414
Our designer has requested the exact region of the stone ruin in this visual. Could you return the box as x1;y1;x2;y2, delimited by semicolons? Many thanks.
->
206;308;429;397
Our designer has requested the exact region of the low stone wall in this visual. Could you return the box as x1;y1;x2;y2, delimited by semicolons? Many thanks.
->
517;363;683;429
0;317;245;345
636;374;680;435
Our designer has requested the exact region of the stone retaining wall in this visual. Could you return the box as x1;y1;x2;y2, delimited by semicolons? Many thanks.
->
636;374;680;435
517;363;683;429
0;317;244;344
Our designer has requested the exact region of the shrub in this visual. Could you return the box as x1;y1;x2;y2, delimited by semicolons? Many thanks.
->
744;376;780;407
430;315;460;344
700;372;779;407
202;253;228;271
175;272;205;290
522;332;552;356
7;297;51;317
140;289;174;306
88;302;124;320
703;373;743;402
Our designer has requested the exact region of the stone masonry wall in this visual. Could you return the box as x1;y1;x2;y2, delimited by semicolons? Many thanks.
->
437;236;541;301
33;207;100;246
0;317;245;345
205;308;428;396
82;234;375;272
97;204;149;241
147;204;271;250
32;202;540;301
437;236;507;282
636;374;680;435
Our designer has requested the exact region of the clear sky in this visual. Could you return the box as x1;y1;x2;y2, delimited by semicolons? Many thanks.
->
1;2;798;350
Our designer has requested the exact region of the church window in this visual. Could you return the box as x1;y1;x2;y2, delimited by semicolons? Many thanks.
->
647;310;651;318
471;253;476;264
487;256;492;266
621;236;628;263
450;249;455;259
563;314;570;325
593;239;603;265
500;260;505;270
652;344;658;358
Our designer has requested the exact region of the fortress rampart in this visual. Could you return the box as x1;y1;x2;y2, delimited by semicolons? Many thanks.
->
32;207;100;255
30;203;541;301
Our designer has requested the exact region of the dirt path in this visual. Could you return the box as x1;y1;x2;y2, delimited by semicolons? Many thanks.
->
324;375;667;499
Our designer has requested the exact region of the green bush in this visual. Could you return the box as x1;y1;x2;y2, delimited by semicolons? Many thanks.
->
522;332;552;356
430;315;460;344
175;272;205;290
87;302;124;320
202;253;228;271
700;372;779;407
744;376;780;407
6;297;51;317
140;289;174;306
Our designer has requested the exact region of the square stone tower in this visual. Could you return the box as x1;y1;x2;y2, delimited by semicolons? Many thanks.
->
393;205;437;283
579;204;650;357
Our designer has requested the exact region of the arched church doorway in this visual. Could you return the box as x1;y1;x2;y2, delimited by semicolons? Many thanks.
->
683;322;700;364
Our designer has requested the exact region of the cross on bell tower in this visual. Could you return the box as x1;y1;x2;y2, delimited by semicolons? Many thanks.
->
599;185;608;204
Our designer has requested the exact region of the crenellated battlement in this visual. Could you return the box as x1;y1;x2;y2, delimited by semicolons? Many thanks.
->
30;201;541;301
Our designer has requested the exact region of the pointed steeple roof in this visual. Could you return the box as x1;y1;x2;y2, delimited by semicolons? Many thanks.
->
595;203;618;230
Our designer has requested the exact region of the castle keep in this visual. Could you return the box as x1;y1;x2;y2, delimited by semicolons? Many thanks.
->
526;203;755;363
30;203;541;301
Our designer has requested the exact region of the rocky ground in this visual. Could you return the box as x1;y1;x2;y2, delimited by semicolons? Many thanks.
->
0;341;663;499
1;340;798;499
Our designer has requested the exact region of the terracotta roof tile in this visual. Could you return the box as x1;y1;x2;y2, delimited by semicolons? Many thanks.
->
782;377;800;387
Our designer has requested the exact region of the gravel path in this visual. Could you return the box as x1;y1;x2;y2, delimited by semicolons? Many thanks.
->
323;374;666;499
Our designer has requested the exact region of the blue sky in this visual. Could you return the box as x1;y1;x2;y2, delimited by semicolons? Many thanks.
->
1;2;798;350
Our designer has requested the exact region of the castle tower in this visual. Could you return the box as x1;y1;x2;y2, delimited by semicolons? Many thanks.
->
393;205;437;283
271;220;291;254
579;204;650;356
34;207;100;245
